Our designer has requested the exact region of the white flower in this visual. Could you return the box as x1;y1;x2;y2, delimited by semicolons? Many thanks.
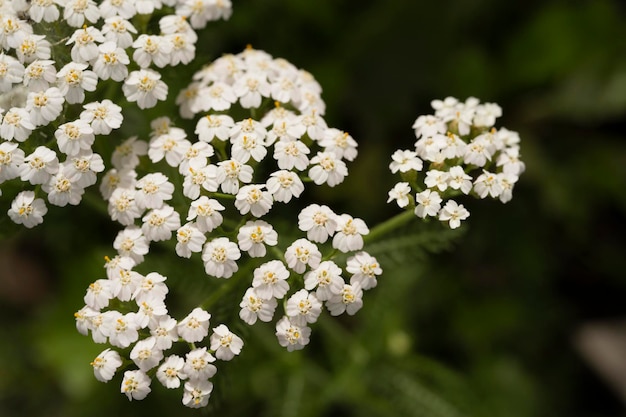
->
141;205;181;242
424;169;450;192
175;222;206;258
132;34;173;68
67;26;105;64
266;170;304;203
55;119;95;156
387;182;412;208
239;287;278;324
16;35;51;64
273;140;310;171
285;289;322;325
412;114;447;138
414;189;442;218
113;227;149;266
178;141;214;175
148;127;188;167
237;220;278;258
234;184;273;217
447;166;473;194
346;252;382;290
497;146;525;176
178;0;231;28
80;99;123;135
297;204;337;243
177;308;211;343
123;69;168;109
473;170;503;199
389;149;422;173
121;370;151;401
92;41;130;81
230;132;267;163
233;71;271;108
101;16;137;48
438;200;470;229
28;0;61;23
26;87;64;126
308;151;348;187
217;159;253;194
99;0;137;19
210;324;243;361
102;311;140;348
497;173;518;203
187;196;224;233
0;142;24;182
135;295;168;328
167;32;196;66
157;355;186;389
135;172;174;210
284;238;321;274
84;279;112;310
43;165;85;207
183;347;217;380
332;214;369;253
303;261;344;301
110;264;142;302
112;137;148;170
20;146;58;185
202;237;241;279
23;60;57;92
275;316;311;352
130;337;163;372
326;283;363;316
149;316;179;350
464;137;493;167
195;81;237;112
251;260;290;300
1;107;35;142
63;151;104;188
415;134;447;160
182;380;213;409
182;163;222;199
134;272;169;304
0;53;24;93
91;348;123;382
195;114;235;143
473;102;502;127
319;128;358;161
108;187;142;226
63;0;100;27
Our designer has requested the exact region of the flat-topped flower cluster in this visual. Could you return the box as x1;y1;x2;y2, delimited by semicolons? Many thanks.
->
387;97;525;228
74;46;382;408
0;0;231;228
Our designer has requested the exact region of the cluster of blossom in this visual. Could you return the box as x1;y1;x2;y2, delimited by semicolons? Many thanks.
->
75;47;382;407
387;97;525;229
0;0;232;228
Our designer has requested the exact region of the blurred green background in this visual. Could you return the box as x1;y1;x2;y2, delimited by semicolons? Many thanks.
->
2;0;626;416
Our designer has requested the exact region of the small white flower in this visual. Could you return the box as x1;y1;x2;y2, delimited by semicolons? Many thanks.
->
57;62;99;104
284;238;321;274
112;137;148;170
92;41;130;81
108;187;142;226
0;142;24;182
303;261;344;301
63;151;104;188
183;347;217;380
326;283;363;316
16;35;51;64
148;127;188;167
195;82;237;112
387;182;412;208
251;260;290;300
275;316;311;352
473;170;502;199
308;151;348;187
202;237;241;279
123;69;168;109
0;53;24;93
55;119;95;156
346;252;382;290
266;170;304;203
497;173;518;203
101;16;137;48
102;311;140;348
80;99;123;135
233;71;271;108
332;214;369;253
414;189;442;218
234;184;273;217
217;159;253;194
141;205;181;242
43;165;85;207
424;169;450;192
319;128;358;161
23;60;57;92
273;140;310;171
28;0;61;23
63;0;100;27
210;324;243;361
132;34;174;68
121;370;151;401
285;289;322;326
178;141;214;175
130;337;163;372
20;146;59;185
177;308;211;343
412;114;447;138
239;287;278;324
182;163;222;199
448;166;473;194
67;26;105;64
389;149;422;173
135;295;168;329
438;200;470;229
187;196;225;233
134;272;169;304
195;114;235;143
237;220;278;258
91;348;123;382
157;355;186;389
182;379;214;409
26;87;64;126
175;222;206;258
99;0;137;19
7;189;49;230
135;172;174;210
297;204;337;243
1;107;35;142
149;316;179;350
84;279;112;310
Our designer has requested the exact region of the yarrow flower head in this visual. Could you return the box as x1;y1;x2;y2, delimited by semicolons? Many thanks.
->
387;97;525;229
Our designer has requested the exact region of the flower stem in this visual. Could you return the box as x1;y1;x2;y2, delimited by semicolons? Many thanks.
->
364;209;416;244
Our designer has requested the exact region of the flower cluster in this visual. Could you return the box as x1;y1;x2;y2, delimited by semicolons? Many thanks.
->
75;47;382;407
0;0;232;228
387;97;525;228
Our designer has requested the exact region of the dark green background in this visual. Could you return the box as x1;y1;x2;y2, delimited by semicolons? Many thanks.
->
1;0;626;416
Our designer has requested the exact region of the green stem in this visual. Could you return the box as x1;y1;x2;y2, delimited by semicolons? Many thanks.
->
364;209;416;244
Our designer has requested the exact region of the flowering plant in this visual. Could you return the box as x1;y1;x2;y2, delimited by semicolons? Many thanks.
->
0;0;523;409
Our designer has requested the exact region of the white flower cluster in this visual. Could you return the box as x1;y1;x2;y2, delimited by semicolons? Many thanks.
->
0;0;231;228
75;47;382;407
387;97;525;229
